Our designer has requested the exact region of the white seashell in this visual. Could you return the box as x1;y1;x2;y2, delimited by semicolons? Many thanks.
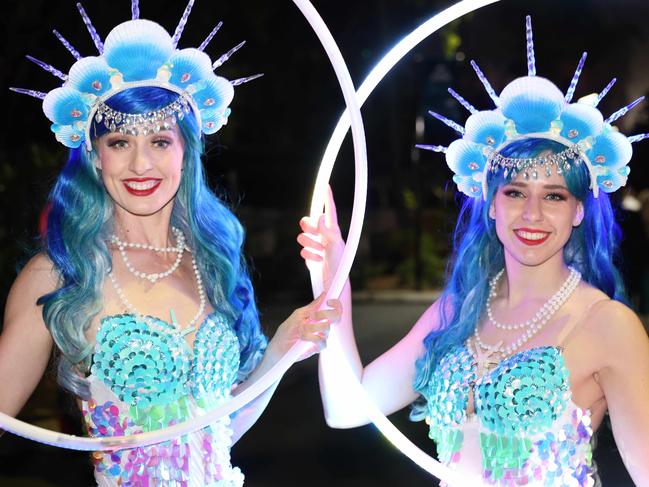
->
587;130;632;169
43;86;87;125
446;139;487;177
464;110;506;146
500;76;565;134
51;124;84;148
558;103;603;141
103;20;174;82
453;174;482;198
596;166;628;193
66;56;112;95
167;48;214;88
192;75;234;111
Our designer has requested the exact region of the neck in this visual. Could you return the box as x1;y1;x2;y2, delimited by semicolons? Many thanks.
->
112;204;176;248
500;252;571;306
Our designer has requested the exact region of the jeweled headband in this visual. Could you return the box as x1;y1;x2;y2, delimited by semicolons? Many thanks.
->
417;16;648;198
11;1;262;151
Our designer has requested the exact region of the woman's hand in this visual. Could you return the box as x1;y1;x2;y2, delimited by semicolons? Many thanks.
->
298;186;345;290
266;293;342;362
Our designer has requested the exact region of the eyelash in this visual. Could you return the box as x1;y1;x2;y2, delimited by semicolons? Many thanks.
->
107;139;128;149
503;189;567;201
152;139;171;148
106;138;172;149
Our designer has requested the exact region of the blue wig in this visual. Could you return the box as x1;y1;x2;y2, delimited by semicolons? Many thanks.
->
38;87;267;398
411;138;626;420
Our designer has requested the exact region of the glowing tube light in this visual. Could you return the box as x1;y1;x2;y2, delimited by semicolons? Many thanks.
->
307;0;500;483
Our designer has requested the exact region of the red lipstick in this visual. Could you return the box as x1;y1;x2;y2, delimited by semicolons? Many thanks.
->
513;228;550;246
122;178;161;197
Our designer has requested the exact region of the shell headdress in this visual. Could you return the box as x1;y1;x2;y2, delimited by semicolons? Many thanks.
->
418;16;648;199
11;0;262;151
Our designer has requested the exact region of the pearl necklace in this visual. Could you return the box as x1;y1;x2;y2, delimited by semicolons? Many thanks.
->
108;252;206;332
111;227;186;283
486;267;580;330
474;267;581;360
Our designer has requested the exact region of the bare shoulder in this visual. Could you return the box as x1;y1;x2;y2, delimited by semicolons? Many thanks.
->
4;253;59;321
15;253;58;286
583;295;648;363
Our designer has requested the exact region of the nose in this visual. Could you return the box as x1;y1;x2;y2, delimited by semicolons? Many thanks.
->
128;143;154;175
522;194;543;222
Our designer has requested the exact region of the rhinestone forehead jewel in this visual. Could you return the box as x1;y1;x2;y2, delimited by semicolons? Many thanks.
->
10;0;264;151
417;16;648;199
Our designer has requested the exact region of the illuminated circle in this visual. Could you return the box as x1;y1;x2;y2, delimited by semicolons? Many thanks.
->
307;0;500;483
0;0;364;453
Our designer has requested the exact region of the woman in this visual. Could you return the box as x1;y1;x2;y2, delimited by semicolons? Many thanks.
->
0;5;340;486
299;18;649;486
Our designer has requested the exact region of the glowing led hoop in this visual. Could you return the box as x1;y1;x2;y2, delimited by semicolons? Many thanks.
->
0;0;354;452
306;0;500;483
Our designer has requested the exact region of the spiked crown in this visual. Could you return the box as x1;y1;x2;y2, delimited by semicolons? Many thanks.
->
11;1;262;150
418;16;648;198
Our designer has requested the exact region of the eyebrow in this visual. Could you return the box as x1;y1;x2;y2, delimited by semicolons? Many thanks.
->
506;181;569;191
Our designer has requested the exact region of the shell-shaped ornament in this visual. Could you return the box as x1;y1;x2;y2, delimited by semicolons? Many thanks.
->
446;139;488;177
500;76;565;135
558;103;604;142
192;75;234;112
452;174;483;198
103;20;174;83
586;130;632;169
66;56;112;97
596;164;629;193
43;86;89;126
51;123;85;149
167;48;214;88
464;111;507;147
201;107;232;135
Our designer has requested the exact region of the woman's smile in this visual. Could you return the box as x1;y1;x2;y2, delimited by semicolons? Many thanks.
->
513;227;551;246
122;178;162;196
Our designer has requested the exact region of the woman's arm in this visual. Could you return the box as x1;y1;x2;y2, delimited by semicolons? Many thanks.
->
319;297;439;428
0;254;57;417
298;189;439;428
229;295;341;444
593;301;649;484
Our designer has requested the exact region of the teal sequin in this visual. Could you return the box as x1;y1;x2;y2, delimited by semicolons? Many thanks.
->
192;313;240;404
424;345;474;462
92;314;189;409
424;345;594;486
476;347;570;436
86;311;243;486
93;312;240;412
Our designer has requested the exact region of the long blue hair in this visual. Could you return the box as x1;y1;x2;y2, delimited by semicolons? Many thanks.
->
411;138;626;420
38;87;266;398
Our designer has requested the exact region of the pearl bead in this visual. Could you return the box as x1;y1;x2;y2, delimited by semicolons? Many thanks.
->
108;252;206;333
108;228;207;333
475;267;581;360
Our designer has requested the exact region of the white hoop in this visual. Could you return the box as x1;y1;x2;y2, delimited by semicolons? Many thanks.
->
0;0;359;453
306;0;500;483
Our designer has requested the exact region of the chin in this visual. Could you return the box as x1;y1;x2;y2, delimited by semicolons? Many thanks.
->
506;244;565;268
116;197;174;217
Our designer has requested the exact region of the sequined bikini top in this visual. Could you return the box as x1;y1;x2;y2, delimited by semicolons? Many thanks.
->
82;312;245;486
90;312;240;428
424;345;595;486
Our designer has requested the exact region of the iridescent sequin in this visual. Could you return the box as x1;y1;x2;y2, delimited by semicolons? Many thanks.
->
424;346;474;463
84;311;244;486
424;345;595;486
92;314;190;409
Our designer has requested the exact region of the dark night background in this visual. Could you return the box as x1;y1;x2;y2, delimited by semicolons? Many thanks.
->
1;0;648;485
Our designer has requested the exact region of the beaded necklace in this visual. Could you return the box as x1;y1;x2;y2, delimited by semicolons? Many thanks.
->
107;229;206;333
472;267;581;365
111;227;186;283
